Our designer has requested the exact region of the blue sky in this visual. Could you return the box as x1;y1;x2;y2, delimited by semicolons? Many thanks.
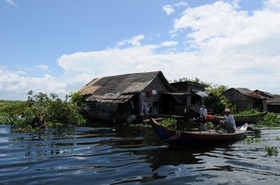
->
1;0;280;100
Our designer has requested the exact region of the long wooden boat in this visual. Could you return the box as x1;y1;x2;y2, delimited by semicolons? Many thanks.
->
149;117;248;145
234;111;267;125
201;111;267;126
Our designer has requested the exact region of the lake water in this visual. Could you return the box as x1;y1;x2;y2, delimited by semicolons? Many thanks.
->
0;124;280;185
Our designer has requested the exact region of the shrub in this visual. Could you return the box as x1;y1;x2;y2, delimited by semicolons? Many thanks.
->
0;91;87;131
257;112;280;126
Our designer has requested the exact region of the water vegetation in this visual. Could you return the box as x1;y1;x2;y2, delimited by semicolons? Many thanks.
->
265;146;278;156
1;89;280;158
246;137;260;144
0;90;87;132
256;112;280;126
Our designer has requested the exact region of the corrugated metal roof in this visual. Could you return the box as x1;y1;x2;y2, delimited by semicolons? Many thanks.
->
254;90;276;99
192;89;209;97
226;88;265;99
266;98;280;105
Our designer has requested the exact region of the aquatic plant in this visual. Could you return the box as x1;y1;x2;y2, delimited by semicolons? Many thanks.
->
265;146;278;156
246;137;260;144
257;112;280;126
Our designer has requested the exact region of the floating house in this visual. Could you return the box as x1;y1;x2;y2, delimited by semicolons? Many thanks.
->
254;90;280;113
222;88;267;112
79;71;175;123
167;81;209;117
265;97;280;113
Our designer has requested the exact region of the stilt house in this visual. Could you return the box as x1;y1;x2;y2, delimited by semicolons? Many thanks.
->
254;90;280;113
164;81;209;117
79;71;175;123
222;88;267;112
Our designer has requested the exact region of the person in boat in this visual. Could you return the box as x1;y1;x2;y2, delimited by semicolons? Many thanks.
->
198;105;208;120
198;105;208;131
218;108;236;133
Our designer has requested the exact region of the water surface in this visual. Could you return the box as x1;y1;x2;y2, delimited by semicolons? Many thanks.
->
0;124;280;185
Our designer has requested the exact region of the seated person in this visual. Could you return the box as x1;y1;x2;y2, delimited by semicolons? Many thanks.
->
218;108;236;133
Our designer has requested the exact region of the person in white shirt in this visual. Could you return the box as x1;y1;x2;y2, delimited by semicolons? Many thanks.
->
198;105;208;119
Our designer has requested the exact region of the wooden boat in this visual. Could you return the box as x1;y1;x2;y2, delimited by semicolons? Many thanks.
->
234;111;267;125
200;111;267;126
149;117;248;145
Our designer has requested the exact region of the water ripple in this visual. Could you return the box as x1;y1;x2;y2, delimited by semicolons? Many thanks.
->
1;125;280;184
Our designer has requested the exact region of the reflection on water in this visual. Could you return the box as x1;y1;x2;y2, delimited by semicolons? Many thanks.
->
0;124;280;185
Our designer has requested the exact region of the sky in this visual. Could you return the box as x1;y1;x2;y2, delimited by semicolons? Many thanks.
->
1;0;280;100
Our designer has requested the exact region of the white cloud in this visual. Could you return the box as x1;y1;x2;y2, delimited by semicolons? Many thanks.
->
35;64;49;70
1;0;280;100
162;5;174;15
174;2;188;7
5;0;17;6
170;0;280;59
264;0;280;10
56;1;280;95
160;41;177;47
116;35;145;47
231;0;241;9
162;2;188;16
0;68;66;100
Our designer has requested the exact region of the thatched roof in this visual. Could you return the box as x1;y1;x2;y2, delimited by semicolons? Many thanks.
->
79;71;175;102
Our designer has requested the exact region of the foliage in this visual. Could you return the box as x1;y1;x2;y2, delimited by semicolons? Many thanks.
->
246;137;260;144
0;91;87;131
205;85;231;114
0;101;27;125
205;121;214;128
69;91;86;107
265;146;278;156
234;109;262;116
170;77;211;88
257;112;280;126
159;118;177;129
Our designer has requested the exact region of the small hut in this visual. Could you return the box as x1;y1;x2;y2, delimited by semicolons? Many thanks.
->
266;98;280;113
223;88;266;112
254;90;280;113
79;71;175;123
165;81;208;117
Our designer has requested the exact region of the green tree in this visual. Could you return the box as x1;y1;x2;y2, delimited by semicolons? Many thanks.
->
205;85;231;114
0;91;87;131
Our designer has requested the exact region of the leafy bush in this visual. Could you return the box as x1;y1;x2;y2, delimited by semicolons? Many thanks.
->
257;112;280;126
0;91;87;131
205;85;231;114
159;118;177;129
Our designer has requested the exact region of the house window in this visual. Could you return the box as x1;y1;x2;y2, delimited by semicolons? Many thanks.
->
147;90;157;97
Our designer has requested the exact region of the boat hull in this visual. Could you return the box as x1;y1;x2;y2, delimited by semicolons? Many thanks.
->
150;118;248;145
